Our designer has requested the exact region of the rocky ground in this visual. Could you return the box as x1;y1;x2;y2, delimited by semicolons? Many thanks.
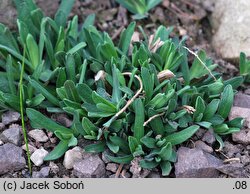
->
0;0;250;178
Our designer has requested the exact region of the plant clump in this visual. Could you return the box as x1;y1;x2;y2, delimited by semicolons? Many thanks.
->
0;0;244;176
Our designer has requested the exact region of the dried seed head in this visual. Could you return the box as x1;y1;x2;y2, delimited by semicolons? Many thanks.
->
157;70;175;82
148;36;164;53
182;105;196;114
95;70;106;82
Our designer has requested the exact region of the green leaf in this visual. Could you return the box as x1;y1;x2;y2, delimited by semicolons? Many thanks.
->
159;142;172;161
28;78;60;106
84;141;106;153
203;99;220;120
44;141;69;161
110;136;130;154
6;55;16;95
82;117;99;134
64;80;81;102
193;96;205;122
118;22;136;54
55;0;75;27
227;117;244;128
111;64;122;103
140;136;156;149
133;98;145;140
141;67;154;102
146;0;162;11
164;125;200;145
82;14;95;28
128;136;139;154
148;108;164;135
77;83;94;103
140;159;158;169
26;34;39;69
92;91;117;111
218;85;234;119
160;161;172;176
106;154;133;164
67;42;86;55
214;134;224;151
26;108;71;134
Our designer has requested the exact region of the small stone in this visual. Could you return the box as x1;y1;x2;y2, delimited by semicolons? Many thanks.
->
102;150;113;163
106;163;118;173
211;0;250;60
0;140;3;145
175;147;223;178
202;130;216;146
130;157;150;178
28;129;49;143
195;140;213;153
73;155;106;178
241;155;250;164
0;126;21;145
32;167;50;178
195;128;206;139
223;141;242;158
49;162;59;174
217;163;248;178
229;107;250;128
0;143;26;175
1;111;20;125
0;123;5;131
63;147;83;170
31;148;48;166
232;129;250;145
51;113;72;127
245;89;250;95
234;93;250;109
22;144;37;154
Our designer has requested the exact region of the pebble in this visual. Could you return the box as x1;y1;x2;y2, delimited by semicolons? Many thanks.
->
232;129;250;145
175;147;223;178
0;126;21;145
106;163;118;173
63;147;83;169
0;143;26;175
202;130;216;146
31;148;48;166
73;154;106;178
1;111;20;125
22;144;37;154
195;140;213;153
28;129;49;142
32;167;50;178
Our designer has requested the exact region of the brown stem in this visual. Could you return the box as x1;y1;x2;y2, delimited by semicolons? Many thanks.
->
143;112;165;127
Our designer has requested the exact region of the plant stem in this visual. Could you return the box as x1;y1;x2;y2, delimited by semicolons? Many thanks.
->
19;47;32;175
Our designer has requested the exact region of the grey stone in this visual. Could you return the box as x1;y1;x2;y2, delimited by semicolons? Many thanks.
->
234;93;250;109
175;147;223;178
49;162;59;174
229;106;250;128
0;123;5;131
106;163;118;173
211;0;250;60
217;163;248;178
32;167;50;178
130;157;150;178
31;148;48;166
22;144;37;154
232;129;250;145
1;111;20;125
195;128;206;139
73;155;106;178
0;126;21;145
0;140;3;146
195;140;213;153
241;155;250;165
63;147;83;170
223;141;242;158
202;130;216;146
0;143;26;175
28;129;49;143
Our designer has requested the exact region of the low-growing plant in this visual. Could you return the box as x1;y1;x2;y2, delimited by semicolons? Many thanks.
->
0;0;245;176
239;52;250;83
116;0;162;19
